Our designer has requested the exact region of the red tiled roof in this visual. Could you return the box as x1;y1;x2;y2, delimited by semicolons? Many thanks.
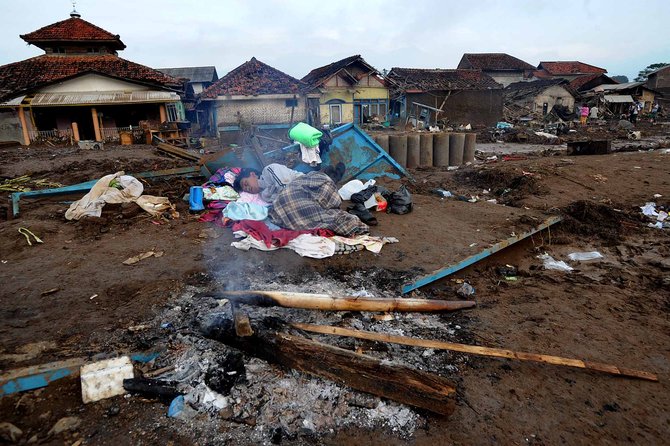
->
537;61;607;75
201;57;308;98
302;55;380;88
387;68;502;91
458;53;535;71
0;54;181;101
568;73;616;91
20;17;125;50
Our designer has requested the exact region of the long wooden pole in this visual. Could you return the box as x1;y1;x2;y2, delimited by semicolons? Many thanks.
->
210;290;476;312
293;323;658;382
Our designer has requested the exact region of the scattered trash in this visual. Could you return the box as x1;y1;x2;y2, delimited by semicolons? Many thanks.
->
456;283;475;298
40;287;59;296
47;416;82;436
447;166;459;171
18;227;43;246
89;294;98;300
168;395;197;419
496;122;513;129
568;251;604;261
80;356;134;403
640;202;669;229
123;378;181;403
653;194;663;198
534;131;558;139
432;188;452;198
537;253;574;272
591;174;608;183
497;265;518;277
0;422;23;443
123;250;165;265
338;179;376;200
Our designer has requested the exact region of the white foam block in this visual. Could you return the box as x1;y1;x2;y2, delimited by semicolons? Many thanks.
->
80;356;134;403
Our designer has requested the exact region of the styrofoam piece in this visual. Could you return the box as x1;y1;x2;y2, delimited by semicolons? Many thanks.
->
80;356;134;403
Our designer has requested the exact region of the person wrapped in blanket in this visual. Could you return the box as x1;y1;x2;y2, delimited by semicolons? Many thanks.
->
233;162;368;236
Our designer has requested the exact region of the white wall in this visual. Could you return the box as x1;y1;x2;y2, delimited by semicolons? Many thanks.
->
215;97;307;126
534;85;575;112
39;74;150;93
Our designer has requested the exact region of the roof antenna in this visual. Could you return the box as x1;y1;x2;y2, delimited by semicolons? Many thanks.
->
70;0;81;18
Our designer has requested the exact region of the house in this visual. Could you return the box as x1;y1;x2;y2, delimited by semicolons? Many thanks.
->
535;61;607;81
301;55;389;127
504;79;576;120
591;82;657;113
457;53;535;87
645;65;670;107
199;57;320;136
158;66;218;130
0;10;183;145
387;68;503;127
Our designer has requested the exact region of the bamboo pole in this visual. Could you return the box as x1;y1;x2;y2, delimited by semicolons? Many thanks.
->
210;290;476;312
293;323;658;382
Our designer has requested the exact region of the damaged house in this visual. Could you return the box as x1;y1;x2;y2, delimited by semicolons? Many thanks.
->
157;66;219;132
387;68;503;127
588;82;657;116
198;57;319;137
504;79;576;121
301;55;390;127
457;53;536;87
0;11;183;145
645;64;670;108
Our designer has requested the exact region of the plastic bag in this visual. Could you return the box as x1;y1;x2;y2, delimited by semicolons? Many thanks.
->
568;251;603;261
537;253;573;272
386;186;413;215
338;179;376;200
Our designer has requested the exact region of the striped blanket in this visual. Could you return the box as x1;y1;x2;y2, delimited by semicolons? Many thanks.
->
269;172;368;236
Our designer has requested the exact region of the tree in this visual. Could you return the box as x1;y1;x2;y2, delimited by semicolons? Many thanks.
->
611;75;629;83
635;63;670;82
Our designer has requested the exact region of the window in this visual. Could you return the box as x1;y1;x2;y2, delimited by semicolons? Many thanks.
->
329;104;342;125
285;98;298;107
165;103;185;122
353;99;388;123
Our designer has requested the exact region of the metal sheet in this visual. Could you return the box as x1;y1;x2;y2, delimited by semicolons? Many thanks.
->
30;91;180;106
203;123;410;182
0;95;26;107
603;94;634;103
401;216;564;294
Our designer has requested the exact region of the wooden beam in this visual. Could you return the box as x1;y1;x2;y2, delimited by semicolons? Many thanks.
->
293;323;659;382
91;107;102;142
18;107;30;146
209;290;476;312
201;317;457;415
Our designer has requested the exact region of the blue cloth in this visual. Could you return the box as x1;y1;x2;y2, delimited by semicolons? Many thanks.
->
223;202;269;221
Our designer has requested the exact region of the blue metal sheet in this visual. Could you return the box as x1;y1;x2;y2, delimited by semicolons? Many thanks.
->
401;216;564;294
203;123;410;182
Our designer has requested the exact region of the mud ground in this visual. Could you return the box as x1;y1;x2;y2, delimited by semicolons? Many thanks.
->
0;137;669;445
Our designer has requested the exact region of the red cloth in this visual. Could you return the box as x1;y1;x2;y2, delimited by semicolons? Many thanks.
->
231;220;334;248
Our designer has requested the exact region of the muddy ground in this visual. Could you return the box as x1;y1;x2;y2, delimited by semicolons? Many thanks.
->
0;132;669;445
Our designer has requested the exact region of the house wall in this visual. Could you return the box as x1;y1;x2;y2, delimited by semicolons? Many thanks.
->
485;71;523;87
647;67;670;90
39;74;151;93
533;85;575;112
214;96;308;127
405;89;502;126
0;109;23;143
319;74;389;125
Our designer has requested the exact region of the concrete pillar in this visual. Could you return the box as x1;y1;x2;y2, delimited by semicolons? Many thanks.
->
91;108;102;142
464;133;476;164
433;133;450;167
419;133;434;167
449;133;465;166
71;122;80;142
375;134;389;153
389;135;407;167
159;104;167;123
18;107;30;146
406;134;420;168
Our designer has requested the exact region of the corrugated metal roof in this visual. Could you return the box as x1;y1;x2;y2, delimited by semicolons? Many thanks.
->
30;90;180;106
603;94;634;103
599;82;645;91
157;66;218;83
0;95;26;106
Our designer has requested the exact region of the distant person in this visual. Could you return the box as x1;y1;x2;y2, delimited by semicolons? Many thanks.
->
589;106;599;120
579;103;590;126
650;102;660;123
629;103;639;124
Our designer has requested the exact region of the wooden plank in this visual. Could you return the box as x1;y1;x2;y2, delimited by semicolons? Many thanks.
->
208;290;476;312
155;142;200;162
202;317;457;415
293;323;659;382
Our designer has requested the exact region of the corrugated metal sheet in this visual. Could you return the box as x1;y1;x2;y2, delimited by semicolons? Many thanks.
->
30;91;180;106
0;95;26;106
603;94;634;103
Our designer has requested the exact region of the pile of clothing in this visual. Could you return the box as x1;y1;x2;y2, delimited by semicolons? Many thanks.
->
197;166;397;259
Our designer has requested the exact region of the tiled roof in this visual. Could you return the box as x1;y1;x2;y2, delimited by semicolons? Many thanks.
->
302;55;378;87
568;73;616;91
20;17;125;50
537;61;607;75
0;55;181;102
504;79;573;101
201;57;308;98
387;68;502;91
157;66;218;83
458;53;535;71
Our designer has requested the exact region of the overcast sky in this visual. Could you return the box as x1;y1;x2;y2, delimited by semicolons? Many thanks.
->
2;0;668;81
